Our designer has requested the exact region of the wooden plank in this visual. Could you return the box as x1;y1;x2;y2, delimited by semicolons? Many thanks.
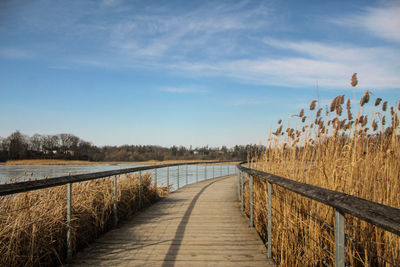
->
69;175;275;266
238;165;400;236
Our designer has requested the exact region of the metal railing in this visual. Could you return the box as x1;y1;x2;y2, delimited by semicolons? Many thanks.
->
0;161;237;263
237;163;400;267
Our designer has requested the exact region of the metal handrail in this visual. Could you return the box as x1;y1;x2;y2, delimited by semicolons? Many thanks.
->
236;163;400;267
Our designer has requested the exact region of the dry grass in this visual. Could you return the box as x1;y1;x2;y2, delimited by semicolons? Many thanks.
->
245;74;399;266
0;172;167;266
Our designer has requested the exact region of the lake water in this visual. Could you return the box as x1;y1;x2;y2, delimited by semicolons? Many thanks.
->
0;164;144;184
0;164;237;191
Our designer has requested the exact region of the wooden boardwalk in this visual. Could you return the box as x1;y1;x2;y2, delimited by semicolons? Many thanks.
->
70;175;275;267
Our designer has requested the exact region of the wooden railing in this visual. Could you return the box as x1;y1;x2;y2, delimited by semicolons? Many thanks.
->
0;161;237;262
237;163;400;267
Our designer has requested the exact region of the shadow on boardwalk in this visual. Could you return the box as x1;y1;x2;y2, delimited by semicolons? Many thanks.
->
161;178;224;266
70;175;275;267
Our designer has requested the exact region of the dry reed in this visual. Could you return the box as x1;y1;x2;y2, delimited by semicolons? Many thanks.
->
244;74;399;266
0;173;167;266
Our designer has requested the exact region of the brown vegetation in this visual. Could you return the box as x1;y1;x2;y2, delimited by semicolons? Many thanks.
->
244;74;399;266
0;173;167;266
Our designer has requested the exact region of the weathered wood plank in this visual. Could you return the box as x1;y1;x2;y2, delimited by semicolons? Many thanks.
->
69;175;275;266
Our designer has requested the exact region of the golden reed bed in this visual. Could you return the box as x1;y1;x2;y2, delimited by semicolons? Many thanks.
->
0;173;167;266
244;74;399;266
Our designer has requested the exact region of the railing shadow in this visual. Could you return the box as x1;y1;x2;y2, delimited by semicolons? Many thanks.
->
161;176;229;267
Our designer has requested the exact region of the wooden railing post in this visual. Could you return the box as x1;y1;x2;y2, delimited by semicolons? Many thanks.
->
66;183;72;262
335;209;345;267
113;175;118;227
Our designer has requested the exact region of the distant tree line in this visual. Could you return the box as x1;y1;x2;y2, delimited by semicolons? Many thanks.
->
0;131;264;162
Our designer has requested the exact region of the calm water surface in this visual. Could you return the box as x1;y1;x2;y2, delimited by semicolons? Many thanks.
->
0;164;236;190
0;164;143;184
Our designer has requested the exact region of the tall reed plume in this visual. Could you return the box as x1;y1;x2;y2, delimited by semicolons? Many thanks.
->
244;73;399;266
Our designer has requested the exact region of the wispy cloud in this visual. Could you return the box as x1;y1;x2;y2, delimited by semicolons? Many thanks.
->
160;87;207;94
230;97;272;106
7;1;399;91
0;48;35;59
330;5;400;43
107;1;272;60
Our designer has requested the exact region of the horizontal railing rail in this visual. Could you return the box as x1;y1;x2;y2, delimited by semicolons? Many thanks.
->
236;163;400;266
0;161;237;264
0;161;237;196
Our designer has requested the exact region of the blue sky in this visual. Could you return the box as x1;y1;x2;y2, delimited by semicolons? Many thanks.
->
0;0;399;147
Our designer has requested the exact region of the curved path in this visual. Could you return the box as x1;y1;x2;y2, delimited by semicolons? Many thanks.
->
70;175;275;267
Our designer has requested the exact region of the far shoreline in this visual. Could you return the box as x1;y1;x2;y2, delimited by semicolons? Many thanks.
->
4;159;238;166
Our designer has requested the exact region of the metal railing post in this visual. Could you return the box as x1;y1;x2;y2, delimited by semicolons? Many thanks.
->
267;181;272;258
167;167;170;193
205;165;207;180
196;165;198;183
66;183;72;262
213;165;215;178
177;166;180;189
138;171;142;208
228;165;230;175
237;170;240;200
154;168;158;197
186;165;188;185
220;165;222;176
241;171;244;212
113;175;118;227
250;174;254;227
335;209;345;267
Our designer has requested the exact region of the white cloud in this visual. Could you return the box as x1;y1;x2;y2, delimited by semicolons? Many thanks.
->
107;1;271;60
160;87;207;94
0;48;35;59
167;48;400;90
330;5;400;43
38;1;398;91
258;39;400;89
